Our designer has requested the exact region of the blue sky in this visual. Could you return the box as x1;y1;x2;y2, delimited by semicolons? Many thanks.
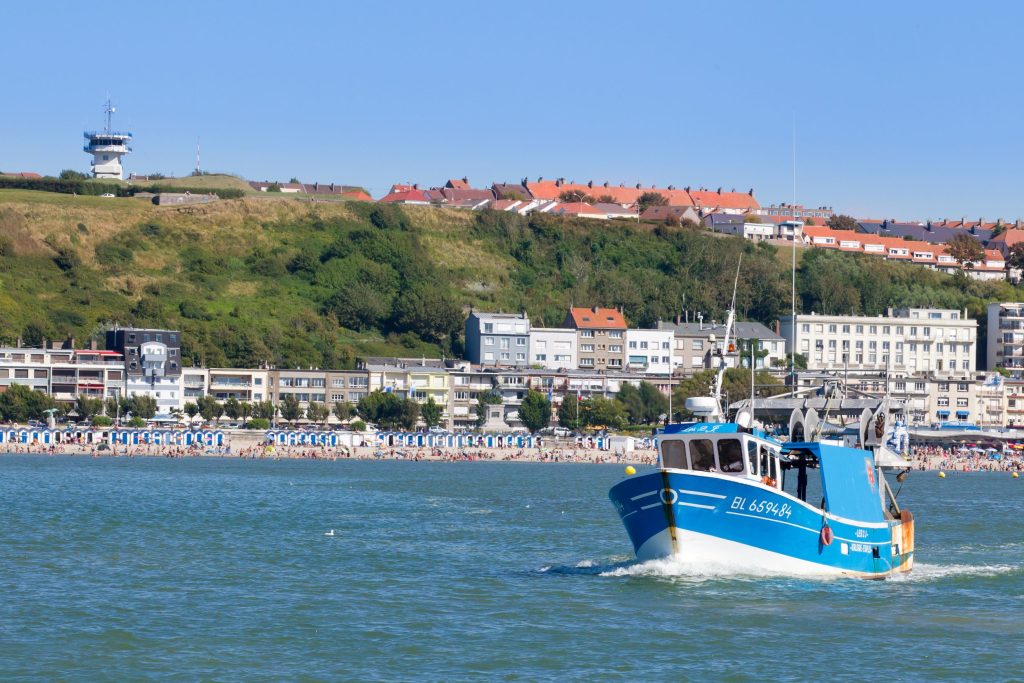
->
4;1;1023;220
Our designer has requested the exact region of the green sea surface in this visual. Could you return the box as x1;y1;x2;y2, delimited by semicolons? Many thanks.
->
0;455;1020;681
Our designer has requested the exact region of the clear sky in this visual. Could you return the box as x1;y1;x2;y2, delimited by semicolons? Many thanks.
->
4;1;1024;220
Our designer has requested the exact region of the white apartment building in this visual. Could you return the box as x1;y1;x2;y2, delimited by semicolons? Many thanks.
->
780;308;976;377
986;302;1024;373
528;328;577;370
624;329;675;374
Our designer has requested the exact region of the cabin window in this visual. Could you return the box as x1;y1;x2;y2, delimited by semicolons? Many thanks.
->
759;447;778;486
717;439;745;473
661;440;688;469
689;439;716;471
746;440;758;475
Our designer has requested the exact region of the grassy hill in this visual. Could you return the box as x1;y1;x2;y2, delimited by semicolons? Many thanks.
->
0;188;1020;368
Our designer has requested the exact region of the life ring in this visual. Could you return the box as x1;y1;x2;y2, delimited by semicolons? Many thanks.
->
820;524;834;546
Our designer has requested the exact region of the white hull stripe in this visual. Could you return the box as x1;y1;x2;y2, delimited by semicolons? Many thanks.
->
677;489;726;499
679;501;715;510
639;502;662;511
631;491;658;501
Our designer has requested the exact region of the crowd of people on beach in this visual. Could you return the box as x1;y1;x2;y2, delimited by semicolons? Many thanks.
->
4;436;1023;472
909;445;1023;472
0;439;659;465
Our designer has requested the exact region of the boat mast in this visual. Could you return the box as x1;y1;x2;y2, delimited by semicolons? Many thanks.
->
713;258;742;416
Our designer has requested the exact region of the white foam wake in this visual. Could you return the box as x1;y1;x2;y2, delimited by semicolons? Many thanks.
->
892;562;1020;582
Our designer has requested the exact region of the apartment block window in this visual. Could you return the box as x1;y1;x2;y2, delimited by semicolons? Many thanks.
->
516;353;526;361
609;331;623;339
937;397;949;407
828;340;836;349
535;354;547;361
691;339;703;350
896;355;903;365
332;378;346;387
915;382;926;392
883;326;890;334
331;393;344;402
500;338;510;349
958;383;969;392
581;330;595;338
483;323;493;333
455;391;469;400
895;382;906;391
956;398;969;408
910;327;917;336
581;344;595;352
962;360;970;370
869;341;877;350
484;337;494;346
801;323;810;333
937;343;943;353
842;324;850;333
639;341;648;349
580;359;595;367
856;325;864;334
516;338;526;346
629;341;637;349
610;345;622;353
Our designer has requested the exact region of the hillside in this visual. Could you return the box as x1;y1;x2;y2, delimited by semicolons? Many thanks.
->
0;188;1020;368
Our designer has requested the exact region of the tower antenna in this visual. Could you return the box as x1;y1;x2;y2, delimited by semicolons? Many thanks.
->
195;137;201;175
104;98;115;135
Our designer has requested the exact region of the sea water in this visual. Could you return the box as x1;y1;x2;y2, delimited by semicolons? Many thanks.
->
0;455;1020;681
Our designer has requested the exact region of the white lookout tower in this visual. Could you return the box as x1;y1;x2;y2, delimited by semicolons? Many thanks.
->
83;100;132;179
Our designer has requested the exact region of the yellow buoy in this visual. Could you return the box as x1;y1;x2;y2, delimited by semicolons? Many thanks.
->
625;465;636;476
1013;472;1019;479
938;471;946;478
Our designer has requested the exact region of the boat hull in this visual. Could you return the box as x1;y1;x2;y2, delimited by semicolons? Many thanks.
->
609;470;913;578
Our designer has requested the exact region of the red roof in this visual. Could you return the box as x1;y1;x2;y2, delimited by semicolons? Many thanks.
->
524;180;694;206
341;190;373;202
688;189;760;211
566;307;627;329
4;171;42;179
552;201;603;215
989;229;1024;248
445;178;469;190
377;189;431;204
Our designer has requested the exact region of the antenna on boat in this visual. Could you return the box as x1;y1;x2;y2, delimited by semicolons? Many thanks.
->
712;257;742;417
790;112;798;392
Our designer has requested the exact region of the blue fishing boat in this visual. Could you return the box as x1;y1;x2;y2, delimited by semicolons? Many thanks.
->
608;265;915;578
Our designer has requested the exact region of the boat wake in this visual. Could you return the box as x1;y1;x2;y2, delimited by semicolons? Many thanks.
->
541;558;1021;582
891;562;1020;582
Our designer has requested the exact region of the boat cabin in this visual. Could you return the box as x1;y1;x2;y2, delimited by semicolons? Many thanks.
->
658;423;783;490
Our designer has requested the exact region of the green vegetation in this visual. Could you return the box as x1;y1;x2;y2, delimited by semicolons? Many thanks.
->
519;390;553;433
356;390;420;430
0;190;1021;371
0;384;57;422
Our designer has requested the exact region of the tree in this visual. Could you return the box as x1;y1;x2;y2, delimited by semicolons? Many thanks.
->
946;233;985;269
239;402;253;423
420;396;442;428
59;169;89;181
251;400;276;421
74;395;103;420
557;393;581;431
279;394;303;424
559;189;594;204
104;396;120;419
306;401;330;425
827;214;859;231
196;396;220;423
635;191;667;214
0;384;55;423
1007;243;1024;271
183;402;199;423
333;400;354;423
580;395;626;430
127;394;157;420
474;388;503;428
223;397;242;420
391;287;463;346
519;390;552;433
